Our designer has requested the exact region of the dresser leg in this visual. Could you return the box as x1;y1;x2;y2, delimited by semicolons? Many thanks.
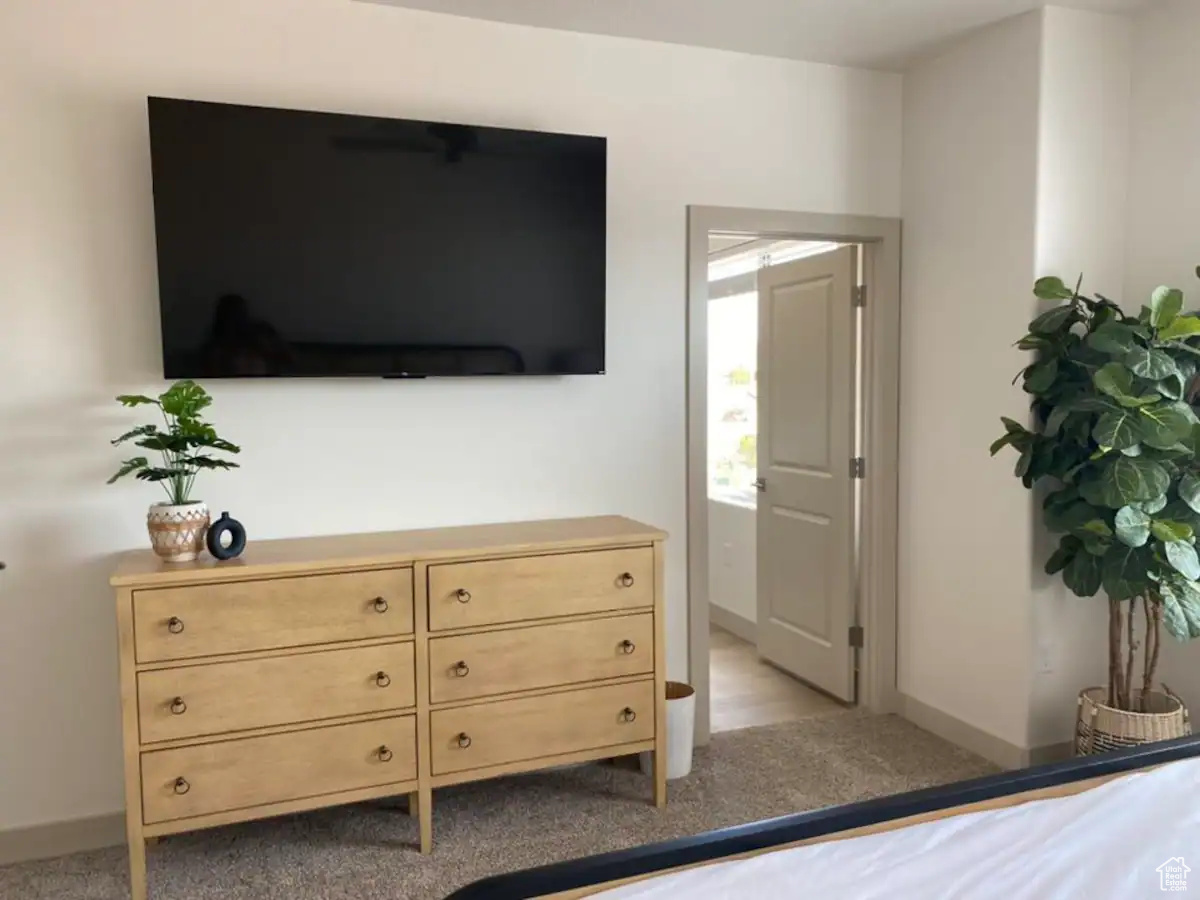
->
418;784;433;854
407;791;419;819
126;831;147;900
652;750;668;808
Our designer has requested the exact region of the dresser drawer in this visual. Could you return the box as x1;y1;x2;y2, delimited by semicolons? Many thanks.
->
430;681;654;776
428;548;653;631
141;716;416;824
133;569;414;662
138;642;416;744
428;614;653;704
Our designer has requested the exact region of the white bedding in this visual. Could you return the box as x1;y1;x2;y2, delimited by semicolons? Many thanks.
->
597;758;1200;899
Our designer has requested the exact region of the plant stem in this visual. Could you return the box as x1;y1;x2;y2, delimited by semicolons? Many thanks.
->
1108;597;1122;708
1124;597;1138;711
1144;599;1163;711
1143;596;1155;712
157;401;179;503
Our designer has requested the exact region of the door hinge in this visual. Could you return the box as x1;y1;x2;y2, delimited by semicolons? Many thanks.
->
854;285;867;308
850;457;866;479
849;625;864;649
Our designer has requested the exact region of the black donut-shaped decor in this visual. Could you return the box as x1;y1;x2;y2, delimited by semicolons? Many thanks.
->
206;511;247;560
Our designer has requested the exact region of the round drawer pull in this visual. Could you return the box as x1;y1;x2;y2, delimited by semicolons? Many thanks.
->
375;671;391;688
619;640;636;655
167;617;185;634
452;661;470;678
378;745;394;763
173;777;190;795
620;707;637;723
372;596;389;613
169;697;187;715
456;733;472;749
618;572;635;588
455;588;471;604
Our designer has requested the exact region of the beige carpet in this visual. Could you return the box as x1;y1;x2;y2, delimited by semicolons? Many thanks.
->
1;712;994;900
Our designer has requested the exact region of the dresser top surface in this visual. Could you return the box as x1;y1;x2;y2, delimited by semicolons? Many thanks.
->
111;515;666;588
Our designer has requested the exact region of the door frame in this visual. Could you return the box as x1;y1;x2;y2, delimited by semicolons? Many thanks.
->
686;205;902;744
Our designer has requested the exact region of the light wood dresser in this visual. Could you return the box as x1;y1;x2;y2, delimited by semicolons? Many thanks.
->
111;515;667;900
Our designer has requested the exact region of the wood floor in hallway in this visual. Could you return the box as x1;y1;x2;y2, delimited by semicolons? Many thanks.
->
709;623;846;733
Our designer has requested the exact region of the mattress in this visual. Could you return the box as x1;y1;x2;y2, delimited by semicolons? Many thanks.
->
595;757;1200;899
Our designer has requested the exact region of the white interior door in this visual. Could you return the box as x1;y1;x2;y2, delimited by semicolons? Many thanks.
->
755;246;858;702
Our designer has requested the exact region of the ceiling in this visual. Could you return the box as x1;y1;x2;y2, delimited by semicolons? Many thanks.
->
366;0;1150;70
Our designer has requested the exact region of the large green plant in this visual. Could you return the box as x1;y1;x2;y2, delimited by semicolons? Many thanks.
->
107;380;240;506
993;275;1200;712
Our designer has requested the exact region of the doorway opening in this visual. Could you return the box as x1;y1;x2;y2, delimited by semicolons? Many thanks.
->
686;206;902;746
705;235;861;734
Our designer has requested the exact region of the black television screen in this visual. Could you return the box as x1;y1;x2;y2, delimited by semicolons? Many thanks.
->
146;98;607;377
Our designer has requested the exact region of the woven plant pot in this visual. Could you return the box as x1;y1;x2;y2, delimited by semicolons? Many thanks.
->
147;501;210;563
1075;686;1190;756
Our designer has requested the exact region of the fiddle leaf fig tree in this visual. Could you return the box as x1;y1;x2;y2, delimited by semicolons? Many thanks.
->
993;274;1200;712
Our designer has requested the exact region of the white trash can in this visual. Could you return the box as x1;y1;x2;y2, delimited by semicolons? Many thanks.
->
640;681;696;780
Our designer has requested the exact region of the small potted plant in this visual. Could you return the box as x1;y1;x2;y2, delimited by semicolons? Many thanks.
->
108;380;241;563
994;275;1200;753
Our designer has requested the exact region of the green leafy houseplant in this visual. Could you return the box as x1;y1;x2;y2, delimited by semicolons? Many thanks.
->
107;380;240;505
993;275;1200;713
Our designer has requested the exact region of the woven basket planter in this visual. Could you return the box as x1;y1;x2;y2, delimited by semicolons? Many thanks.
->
147;501;210;564
1075;686;1190;756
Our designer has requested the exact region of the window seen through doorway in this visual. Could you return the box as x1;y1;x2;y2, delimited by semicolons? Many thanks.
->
706;239;843;508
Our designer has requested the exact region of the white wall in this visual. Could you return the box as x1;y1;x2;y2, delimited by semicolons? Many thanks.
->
0;0;901;831
708;500;756;625
1035;8;1131;297
1125;0;1200;711
901;5;1143;755
899;11;1043;750
1029;6;1131;748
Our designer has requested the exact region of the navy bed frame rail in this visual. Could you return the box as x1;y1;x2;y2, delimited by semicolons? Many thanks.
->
445;734;1200;899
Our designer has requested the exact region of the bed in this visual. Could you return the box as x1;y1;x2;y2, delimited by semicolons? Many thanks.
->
445;734;1200;899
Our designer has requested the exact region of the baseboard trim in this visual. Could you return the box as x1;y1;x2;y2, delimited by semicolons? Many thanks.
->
899;694;1027;770
708;604;756;644
900;695;1080;769
1025;741;1074;767
0;813;125;866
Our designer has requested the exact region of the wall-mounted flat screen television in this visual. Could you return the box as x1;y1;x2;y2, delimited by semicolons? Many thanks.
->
147;97;607;377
